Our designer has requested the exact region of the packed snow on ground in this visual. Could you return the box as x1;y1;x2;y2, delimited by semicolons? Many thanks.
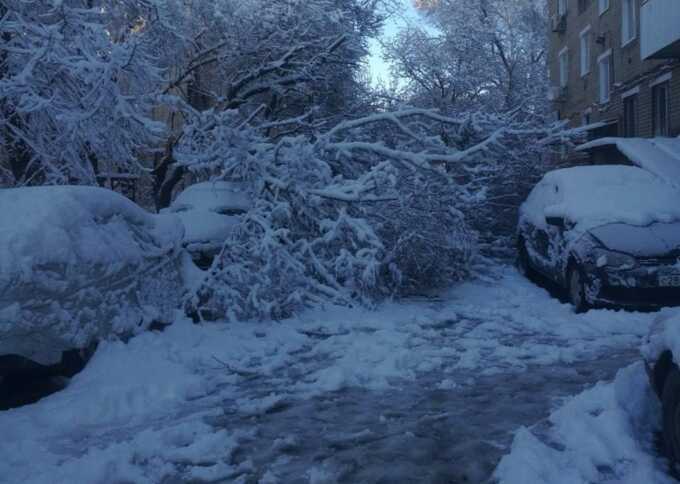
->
522;165;680;233
0;265;665;483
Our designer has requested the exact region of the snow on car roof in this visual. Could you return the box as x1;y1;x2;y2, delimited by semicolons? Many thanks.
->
576;137;680;189
172;181;251;211
0;186;181;277
530;165;680;231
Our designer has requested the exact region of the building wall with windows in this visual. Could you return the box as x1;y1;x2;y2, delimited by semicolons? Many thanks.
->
548;0;680;140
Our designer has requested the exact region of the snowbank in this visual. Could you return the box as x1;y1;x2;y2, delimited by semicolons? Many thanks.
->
642;309;680;364
0;317;285;483
576;137;680;189
495;363;673;484
0;186;184;365
523;165;680;232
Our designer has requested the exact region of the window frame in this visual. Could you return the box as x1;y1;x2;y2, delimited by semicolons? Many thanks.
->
580;26;592;77
623;93;638;137
581;109;592;126
598;0;609;15
652;81;671;137
598;49;612;104
559;47;569;88
621;0;637;47
558;0;567;16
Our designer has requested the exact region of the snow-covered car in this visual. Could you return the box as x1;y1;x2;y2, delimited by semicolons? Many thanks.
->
167;181;251;269
643;310;680;466
517;165;680;312
0;186;184;377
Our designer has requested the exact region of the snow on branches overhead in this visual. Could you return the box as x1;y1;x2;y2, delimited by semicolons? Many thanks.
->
179;107;559;321
0;0;163;185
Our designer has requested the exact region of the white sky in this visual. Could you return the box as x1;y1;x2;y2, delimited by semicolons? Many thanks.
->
367;0;422;85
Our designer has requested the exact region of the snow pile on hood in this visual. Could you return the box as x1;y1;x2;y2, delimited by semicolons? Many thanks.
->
495;363;674;484
576;137;680;189
0;186;182;277
541;166;680;232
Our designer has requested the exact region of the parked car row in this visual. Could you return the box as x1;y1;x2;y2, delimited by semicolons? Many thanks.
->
0;182;251;378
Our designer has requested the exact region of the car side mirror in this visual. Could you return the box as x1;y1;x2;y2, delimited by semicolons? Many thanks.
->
546;216;565;229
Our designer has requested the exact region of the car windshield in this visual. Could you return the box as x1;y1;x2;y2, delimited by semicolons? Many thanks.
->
214;207;247;216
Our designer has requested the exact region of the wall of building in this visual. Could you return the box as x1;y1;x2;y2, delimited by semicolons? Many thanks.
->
548;0;680;138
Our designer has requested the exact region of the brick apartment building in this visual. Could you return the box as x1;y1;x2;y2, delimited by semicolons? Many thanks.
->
548;0;680;147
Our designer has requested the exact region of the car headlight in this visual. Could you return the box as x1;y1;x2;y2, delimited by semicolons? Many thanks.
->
592;249;637;270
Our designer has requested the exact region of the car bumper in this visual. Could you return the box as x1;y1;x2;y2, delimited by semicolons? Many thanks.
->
587;266;680;308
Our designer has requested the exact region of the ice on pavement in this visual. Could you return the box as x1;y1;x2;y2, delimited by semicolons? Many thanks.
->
0;265;664;483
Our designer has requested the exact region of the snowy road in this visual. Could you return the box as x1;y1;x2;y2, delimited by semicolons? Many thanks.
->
0;265;667;483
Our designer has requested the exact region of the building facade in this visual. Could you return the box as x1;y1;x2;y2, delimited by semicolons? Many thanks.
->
548;0;680;140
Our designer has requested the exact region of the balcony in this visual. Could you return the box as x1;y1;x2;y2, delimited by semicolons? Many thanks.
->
641;0;680;59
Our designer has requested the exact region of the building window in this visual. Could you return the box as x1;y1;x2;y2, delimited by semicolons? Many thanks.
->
652;82;670;136
559;48;569;88
598;0;609;15
623;94;638;137
578;0;589;14
580;27;591;77
582;111;591;126
598;50;611;103
622;0;636;45
558;0;567;16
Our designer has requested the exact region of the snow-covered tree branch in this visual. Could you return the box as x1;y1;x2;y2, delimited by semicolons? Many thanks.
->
176;106;563;321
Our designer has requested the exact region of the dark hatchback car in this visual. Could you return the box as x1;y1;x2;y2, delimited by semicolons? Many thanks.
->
517;165;680;312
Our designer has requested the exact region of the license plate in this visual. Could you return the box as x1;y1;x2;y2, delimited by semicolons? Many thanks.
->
659;275;680;287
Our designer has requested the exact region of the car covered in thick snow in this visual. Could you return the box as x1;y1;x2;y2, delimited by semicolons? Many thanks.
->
0;186;185;377
643;310;680;466
167;181;251;269
517;165;680;312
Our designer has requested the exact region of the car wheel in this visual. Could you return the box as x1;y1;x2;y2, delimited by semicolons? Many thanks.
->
662;367;680;466
568;265;590;313
517;242;533;278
